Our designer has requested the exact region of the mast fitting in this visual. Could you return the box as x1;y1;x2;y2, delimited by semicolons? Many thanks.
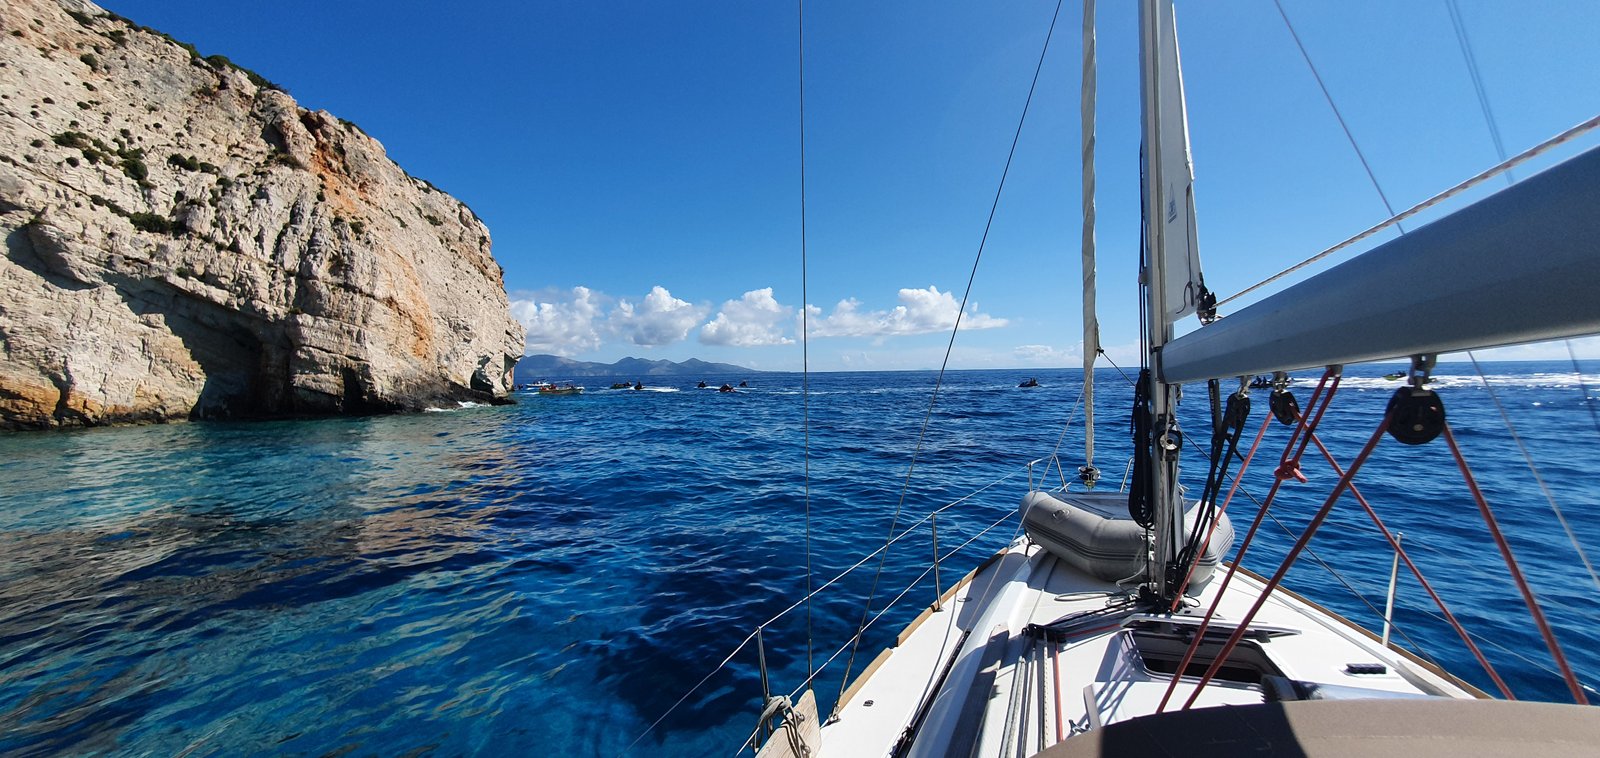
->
1388;355;1445;445
1197;285;1218;325
1407;354;1437;389
1157;419;1182;457
1077;465;1102;488
1270;383;1299;427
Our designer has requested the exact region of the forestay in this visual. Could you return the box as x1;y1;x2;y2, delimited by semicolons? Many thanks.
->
1080;0;1100;472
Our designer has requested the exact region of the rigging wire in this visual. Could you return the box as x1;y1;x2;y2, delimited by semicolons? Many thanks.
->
1466;353;1600;595
1097;348;1134;386
795;0;815;685
1157;369;1343;713
1179;394;1594;695
1388;565;1598;693
1214;112;1600;310
1300;427;1515;698
1441;424;1589;704
833;0;1068;703
625;462;1035;754
1047;383;1089;483
1181;405;1395;709
1100;361;1450;667
1097;354;1527;693
1238;0;1585;315
786;507;1022;703
1569;341;1600;441
1163;394;1443;664
1262;501;1439;664
1273;0;1402;230
1445;0;1512;185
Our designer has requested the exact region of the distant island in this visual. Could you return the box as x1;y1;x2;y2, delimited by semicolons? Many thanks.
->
515;355;760;382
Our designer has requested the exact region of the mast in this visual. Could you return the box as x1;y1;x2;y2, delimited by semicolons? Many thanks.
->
1080;0;1099;483
1137;0;1191;601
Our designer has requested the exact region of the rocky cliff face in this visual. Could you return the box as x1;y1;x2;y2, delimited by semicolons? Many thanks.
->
0;0;524;429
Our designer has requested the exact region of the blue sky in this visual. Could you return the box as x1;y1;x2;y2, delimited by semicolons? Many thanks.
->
103;1;1600;371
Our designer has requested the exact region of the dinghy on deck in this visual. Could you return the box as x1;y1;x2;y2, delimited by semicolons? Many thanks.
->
1021;489;1233;591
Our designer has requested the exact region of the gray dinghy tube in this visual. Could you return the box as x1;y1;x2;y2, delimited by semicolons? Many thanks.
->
1021;489;1234;593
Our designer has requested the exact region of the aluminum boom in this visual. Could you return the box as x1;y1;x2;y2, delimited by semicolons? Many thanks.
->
1159;145;1600;385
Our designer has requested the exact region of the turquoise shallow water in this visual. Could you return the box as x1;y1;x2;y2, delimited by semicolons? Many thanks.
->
1;362;1597;755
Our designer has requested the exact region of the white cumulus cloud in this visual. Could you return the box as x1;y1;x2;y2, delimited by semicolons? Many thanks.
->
611;285;707;347
510;286;605;356
808;285;1008;338
701;288;795;347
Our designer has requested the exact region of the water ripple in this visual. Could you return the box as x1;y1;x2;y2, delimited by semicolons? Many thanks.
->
1;364;1598;754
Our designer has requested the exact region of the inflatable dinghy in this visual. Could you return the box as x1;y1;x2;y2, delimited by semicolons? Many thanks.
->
1021;488;1234;593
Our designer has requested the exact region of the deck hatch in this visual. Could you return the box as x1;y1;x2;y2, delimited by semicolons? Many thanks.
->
1126;626;1285;685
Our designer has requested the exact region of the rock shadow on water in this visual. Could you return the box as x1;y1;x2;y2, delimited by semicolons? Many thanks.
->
589;529;798;742
0;491;519;753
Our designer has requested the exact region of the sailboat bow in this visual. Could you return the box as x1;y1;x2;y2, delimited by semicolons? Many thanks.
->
731;0;1600;755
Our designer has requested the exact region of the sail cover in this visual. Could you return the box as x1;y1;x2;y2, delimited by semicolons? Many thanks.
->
1154;1;1206;324
1081;0;1099;469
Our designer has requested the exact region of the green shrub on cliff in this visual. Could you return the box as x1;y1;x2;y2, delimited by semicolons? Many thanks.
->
128;212;173;234
204;53;286;94
52;130;91;149
122;155;148;182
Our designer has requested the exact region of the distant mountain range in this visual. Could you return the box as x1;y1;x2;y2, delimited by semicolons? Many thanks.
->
515;355;761;381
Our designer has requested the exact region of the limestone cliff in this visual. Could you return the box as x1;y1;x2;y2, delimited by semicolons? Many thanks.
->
0;0;524;429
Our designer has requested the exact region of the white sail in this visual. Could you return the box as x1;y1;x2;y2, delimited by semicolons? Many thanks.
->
1153;0;1206;325
1081;0;1099;471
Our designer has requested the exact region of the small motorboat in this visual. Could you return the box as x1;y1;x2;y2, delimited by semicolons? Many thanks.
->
537;383;583;396
610;382;633;389
1018;378;1040;388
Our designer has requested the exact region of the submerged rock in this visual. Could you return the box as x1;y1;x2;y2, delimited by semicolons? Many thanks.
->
0;0;524;429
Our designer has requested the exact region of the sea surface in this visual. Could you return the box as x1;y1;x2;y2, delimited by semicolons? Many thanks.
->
2;361;1598;756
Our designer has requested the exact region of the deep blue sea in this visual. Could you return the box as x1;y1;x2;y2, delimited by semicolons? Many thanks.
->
2;361;1598;756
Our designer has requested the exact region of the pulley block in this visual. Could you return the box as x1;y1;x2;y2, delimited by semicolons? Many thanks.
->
1270;389;1300;426
1158;427;1183;458
1386;386;1446;445
1225;392;1252;427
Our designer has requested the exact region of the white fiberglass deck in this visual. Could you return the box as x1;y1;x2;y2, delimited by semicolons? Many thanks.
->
818;538;1478;757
